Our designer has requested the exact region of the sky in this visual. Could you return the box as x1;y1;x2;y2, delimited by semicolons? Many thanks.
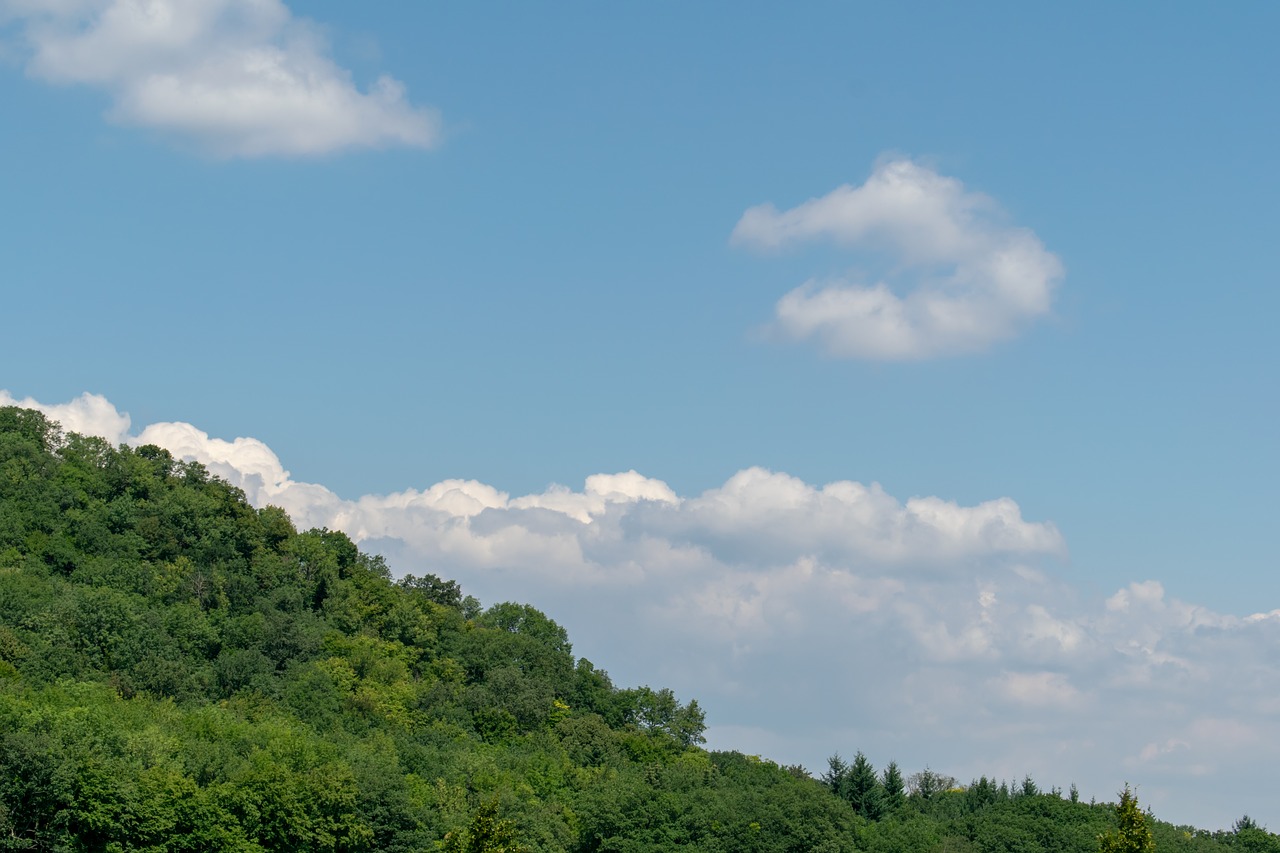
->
2;0;1278;831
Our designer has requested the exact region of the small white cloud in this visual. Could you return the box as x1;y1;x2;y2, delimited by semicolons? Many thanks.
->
992;670;1082;708
1106;579;1166;612
1138;738;1190;762
510;471;679;524
732;158;1063;360
3;0;439;156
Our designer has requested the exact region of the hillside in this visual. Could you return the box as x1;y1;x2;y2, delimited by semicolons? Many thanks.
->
0;405;1275;852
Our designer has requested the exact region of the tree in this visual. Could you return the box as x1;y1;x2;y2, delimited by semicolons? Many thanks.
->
398;572;462;608
1231;816;1280;853
623;686;706;746
881;762;906;812
441;801;529;853
1020;775;1039;797
965;776;1000;812
1098;785;1154;853
908;767;956;801
846;751;885;820
823;753;850;795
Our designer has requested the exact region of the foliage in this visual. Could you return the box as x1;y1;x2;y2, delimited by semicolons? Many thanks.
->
1099;786;1155;853
880;761;905;813
442;801;530;853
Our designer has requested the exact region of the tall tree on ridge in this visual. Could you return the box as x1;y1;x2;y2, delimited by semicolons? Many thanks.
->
1098;785;1154;853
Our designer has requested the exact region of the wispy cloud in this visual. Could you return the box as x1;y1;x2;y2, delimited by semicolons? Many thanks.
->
6;390;1278;828
733;158;1063;360
1;0;439;156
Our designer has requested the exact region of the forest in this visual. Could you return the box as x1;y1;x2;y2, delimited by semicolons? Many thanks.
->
0;404;1277;852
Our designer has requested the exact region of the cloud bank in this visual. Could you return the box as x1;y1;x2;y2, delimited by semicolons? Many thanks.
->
5;391;1279;829
1;0;439;156
733;159;1063;360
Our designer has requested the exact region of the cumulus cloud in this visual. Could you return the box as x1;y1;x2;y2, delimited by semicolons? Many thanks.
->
733;158;1063;359
6;390;1280;829
1;0;439;156
127;422;1061;584
0;390;132;444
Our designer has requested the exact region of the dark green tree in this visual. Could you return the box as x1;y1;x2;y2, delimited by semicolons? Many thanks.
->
1020;774;1039;797
623;686;707;746
398;572;462;608
965;775;1000;812
1231;816;1280;853
846;751;885;820
823;753;850;795
881;761;906;812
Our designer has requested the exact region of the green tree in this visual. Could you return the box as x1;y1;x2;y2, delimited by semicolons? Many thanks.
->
846;751;885;820
399;572;462;608
622;686;707;746
1020;774;1039;797
881;761;905;812
1231;816;1280;853
442;801;530;853
1099;785;1155;853
823;753;849;795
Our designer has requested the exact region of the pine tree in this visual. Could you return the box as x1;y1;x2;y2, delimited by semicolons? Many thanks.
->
966;776;998;812
1021;775;1039;797
823;753;850;796
847;752;885;820
1098;785;1154;853
881;761;906;813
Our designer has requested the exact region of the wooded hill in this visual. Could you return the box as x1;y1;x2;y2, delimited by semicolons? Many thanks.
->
0;405;1275;852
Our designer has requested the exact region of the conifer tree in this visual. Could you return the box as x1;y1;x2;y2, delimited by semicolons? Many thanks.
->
823;753;850;795
1098;785;1154;853
847;752;885;820
881;761;906;812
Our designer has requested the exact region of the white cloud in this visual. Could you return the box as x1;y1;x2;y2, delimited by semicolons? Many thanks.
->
6;390;1280;830
992;670;1083;708
0;390;132;444
732;159;1063;359
2;0;439;156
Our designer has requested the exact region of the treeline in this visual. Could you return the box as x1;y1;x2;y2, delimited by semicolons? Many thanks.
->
817;750;1280;853
1;405;1278;851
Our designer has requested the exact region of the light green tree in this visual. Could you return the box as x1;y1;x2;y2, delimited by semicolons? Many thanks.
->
1098;785;1154;853
441;801;529;853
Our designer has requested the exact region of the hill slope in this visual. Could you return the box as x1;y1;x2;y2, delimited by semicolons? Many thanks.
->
0;405;1275;852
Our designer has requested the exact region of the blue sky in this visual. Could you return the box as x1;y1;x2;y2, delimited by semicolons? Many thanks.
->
2;1;1278;830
